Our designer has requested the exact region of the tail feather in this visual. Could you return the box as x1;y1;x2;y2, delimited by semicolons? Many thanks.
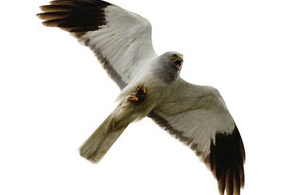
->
79;116;127;163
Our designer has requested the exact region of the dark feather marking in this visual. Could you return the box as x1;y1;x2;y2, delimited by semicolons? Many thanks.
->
93;43;127;89
175;131;183;139
196;151;202;156
38;0;111;33
37;12;70;20
179;136;188;142
149;111;245;195
58;20;101;28
70;26;100;32
50;0;100;6
148;110;196;148
226;170;233;195
207;126;245;195
38;0;128;89
233;170;241;195
191;143;198;150
39;5;75;12
218;174;226;195
49;0;75;6
102;60;127;89
42;19;65;27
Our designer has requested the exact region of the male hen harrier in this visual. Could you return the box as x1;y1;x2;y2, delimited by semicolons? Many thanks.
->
37;1;245;195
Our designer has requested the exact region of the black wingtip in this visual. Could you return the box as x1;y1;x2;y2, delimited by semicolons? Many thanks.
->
37;0;111;34
208;126;245;195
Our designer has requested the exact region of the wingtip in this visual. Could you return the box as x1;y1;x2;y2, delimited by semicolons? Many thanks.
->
37;0;110;33
39;5;46;12
209;126;245;195
36;13;41;19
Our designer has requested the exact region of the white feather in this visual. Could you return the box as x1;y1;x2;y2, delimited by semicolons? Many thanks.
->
81;5;157;88
153;79;236;160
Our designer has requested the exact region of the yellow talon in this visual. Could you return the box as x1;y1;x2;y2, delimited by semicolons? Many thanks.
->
137;85;146;94
128;95;139;102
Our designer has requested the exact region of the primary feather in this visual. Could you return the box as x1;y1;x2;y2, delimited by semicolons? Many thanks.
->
38;1;245;195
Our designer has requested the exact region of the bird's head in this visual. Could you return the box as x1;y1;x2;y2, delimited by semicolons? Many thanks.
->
165;51;184;71
155;51;183;83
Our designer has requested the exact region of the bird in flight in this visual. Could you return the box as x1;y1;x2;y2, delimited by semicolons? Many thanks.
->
37;1;245;195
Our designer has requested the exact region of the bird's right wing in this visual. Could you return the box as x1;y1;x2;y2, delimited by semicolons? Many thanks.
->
149;79;245;195
38;0;157;89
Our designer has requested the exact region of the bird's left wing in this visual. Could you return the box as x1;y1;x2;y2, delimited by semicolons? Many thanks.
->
149;79;245;195
37;0;157;89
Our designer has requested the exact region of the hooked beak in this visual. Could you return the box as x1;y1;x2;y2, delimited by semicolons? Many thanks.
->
175;55;183;70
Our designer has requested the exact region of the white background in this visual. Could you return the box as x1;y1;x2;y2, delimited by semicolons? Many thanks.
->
1;0;299;194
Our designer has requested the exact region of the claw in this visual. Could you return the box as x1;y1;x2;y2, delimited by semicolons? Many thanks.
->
128;95;139;102
142;87;147;94
128;85;147;103
137;85;147;94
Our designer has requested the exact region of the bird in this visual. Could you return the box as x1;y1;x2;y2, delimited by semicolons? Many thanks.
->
37;1;245;195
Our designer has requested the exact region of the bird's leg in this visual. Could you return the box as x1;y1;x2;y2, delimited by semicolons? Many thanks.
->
128;85;147;103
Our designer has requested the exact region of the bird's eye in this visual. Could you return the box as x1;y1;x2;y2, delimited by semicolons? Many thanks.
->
171;54;178;60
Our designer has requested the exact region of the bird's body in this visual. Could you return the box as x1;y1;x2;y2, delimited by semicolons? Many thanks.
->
38;1;245;195
81;51;183;162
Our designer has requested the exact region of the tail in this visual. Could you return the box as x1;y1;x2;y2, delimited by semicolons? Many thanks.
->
79;115;127;163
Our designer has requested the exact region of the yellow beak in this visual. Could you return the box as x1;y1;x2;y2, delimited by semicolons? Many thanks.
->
179;54;183;60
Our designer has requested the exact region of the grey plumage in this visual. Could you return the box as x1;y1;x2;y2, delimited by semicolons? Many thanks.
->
38;1;245;195
80;52;182;162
